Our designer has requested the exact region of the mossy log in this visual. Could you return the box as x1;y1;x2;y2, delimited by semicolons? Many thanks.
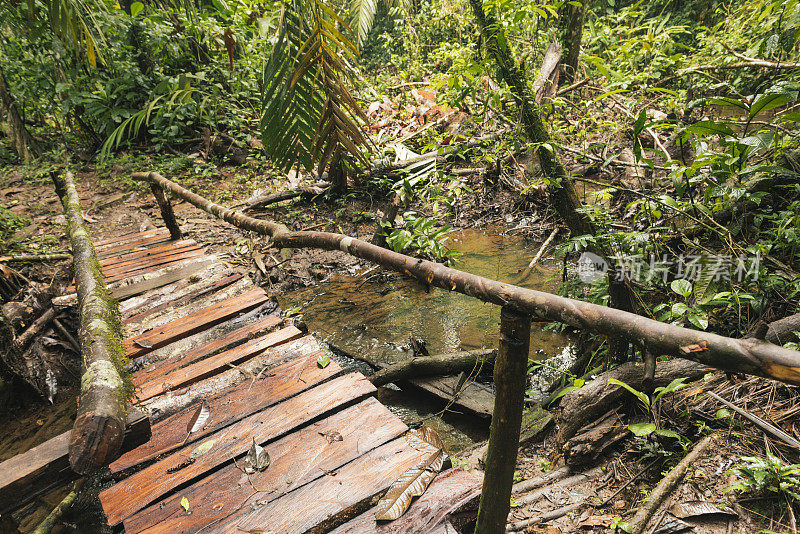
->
52;171;130;474
368;348;496;387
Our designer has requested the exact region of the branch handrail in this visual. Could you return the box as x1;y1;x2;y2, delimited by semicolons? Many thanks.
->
133;170;800;386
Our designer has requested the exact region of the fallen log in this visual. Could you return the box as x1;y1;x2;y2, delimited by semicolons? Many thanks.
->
242;182;329;211
0;410;150;515
0;253;72;263
627;433;716;534
563;411;628;466
556;359;711;444
132;172;800;391
31;479;83;534
369;349;496;387
52;171;131;474
766;312;800;346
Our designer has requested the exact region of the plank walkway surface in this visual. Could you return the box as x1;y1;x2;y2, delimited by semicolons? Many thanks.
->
80;227;481;533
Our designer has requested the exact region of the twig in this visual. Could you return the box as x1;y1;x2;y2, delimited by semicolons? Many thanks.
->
511;466;605;507
506;501;585;532
628;434;716;534
706;390;800;451
511;465;571;494
32;479;84;534
52;317;81;353
529;228;559;268
596;457;661;508
0;253;71;262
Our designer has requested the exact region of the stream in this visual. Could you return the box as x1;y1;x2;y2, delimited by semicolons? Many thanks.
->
278;226;576;453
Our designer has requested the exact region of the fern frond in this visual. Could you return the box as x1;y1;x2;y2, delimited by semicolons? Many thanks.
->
261;0;371;178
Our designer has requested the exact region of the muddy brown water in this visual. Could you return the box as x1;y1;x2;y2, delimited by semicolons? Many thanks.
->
279;227;576;452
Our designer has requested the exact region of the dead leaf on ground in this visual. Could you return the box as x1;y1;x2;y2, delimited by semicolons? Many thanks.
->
134;339;153;349
670;500;737;519
319;430;343;443
242;438;270;474
186;402;211;435
374;449;446;521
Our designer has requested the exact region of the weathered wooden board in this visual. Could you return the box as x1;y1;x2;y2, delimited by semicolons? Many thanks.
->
109;256;218;301
99;244;202;272
134;325;304;401
124;398;408;534
95;232;173;258
98;240;199;267
140;335;322;421
119;262;228;317
406;375;495;418
209;436;429;534
122;270;240;326
99;249;207;282
132;314;282;384
93;227;169;250
118;344;335;473
123;287;269;358
328;468;482;534
123;277;253;338
100;372;375;525
0;411;150;515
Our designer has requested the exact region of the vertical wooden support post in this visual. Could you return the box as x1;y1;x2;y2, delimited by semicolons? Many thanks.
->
150;183;181;240
475;306;531;534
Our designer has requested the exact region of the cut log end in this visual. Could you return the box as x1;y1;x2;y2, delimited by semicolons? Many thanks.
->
69;413;125;474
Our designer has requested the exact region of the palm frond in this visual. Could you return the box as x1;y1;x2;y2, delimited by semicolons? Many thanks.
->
261;0;371;178
347;0;378;48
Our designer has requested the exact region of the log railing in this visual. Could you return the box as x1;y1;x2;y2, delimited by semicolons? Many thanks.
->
129;171;800;531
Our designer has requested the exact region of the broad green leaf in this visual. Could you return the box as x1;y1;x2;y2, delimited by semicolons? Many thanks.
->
130;1;143;17
317;353;331;368
671;279;692;298
749;92;792;120
655;429;681;439
684;121;735;137
608;378;650;408
628;422;656;437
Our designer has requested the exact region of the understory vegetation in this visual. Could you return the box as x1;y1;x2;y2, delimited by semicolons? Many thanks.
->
2;0;800;531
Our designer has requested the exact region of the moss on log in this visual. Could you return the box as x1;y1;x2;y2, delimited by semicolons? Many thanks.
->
52;171;131;474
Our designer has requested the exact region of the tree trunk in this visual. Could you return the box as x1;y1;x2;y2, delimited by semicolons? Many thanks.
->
0;64;40;163
559;0;587;84
368;348;496;387
468;0;637;359
475;307;530;534
52;171;130;474
132;172;800;390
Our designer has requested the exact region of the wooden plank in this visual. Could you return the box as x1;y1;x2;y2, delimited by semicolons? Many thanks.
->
123;277;252;338
123;287;269;358
124;398;408;534
121;266;237;322
100;372;375;525
328;468;482;534
406;376;495;418
111;256;218;301
0;412;150;515
93;227;169;249
98;240;198;267
100;249;207;281
209;435;429;534
134;325;304;401
96;232;173;257
132;314;281;384
115;346;340;473
99;246;205;274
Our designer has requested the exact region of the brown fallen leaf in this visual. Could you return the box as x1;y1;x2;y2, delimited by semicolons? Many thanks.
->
374;449;446;521
319;430;343;443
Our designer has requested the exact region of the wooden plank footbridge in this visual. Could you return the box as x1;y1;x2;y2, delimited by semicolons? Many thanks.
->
6;169;800;533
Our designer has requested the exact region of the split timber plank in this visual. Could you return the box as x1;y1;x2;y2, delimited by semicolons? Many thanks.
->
118;262;228;316
121;270;240;325
123;287;269;359
209;436;429;534
99;247;206;277
141;334;321;421
100;372;375;525
93;227;169;249
99;249;207;282
123;277;252;338
112;256;218;302
113;348;343;473
0;412;150;515
133;324;304;401
328;468;482;534
132;314;281;381
98;240;199;267
407;375;495;418
124;398;408;534
96;232;173;258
